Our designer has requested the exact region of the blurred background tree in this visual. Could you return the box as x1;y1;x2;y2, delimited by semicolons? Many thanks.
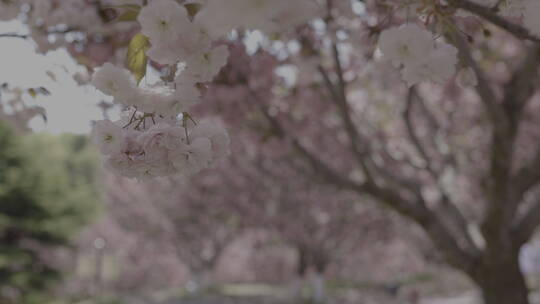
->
0;121;99;303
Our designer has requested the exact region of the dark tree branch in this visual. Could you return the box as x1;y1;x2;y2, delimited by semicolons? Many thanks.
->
256;87;480;274
404;87;479;255
447;27;514;250
503;45;540;125
447;0;540;42
498;44;540;221
322;43;428;193
481;46;540;249
252;93;365;193
261;95;479;274
317;63;374;182
404;87;436;175
447;28;508;133
314;14;479;268
448;20;540;256
246;2;481;274
367;182;479;273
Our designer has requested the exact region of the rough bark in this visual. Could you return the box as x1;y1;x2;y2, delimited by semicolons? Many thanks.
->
473;255;529;304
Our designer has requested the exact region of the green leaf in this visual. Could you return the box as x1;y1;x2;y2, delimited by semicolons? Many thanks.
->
116;9;139;22
185;3;202;18
28;88;37;98
269;33;281;41
126;33;150;85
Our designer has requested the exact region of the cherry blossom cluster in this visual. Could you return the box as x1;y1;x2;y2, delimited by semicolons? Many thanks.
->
90;55;227;179
92;117;229;179
378;24;458;87
91;62;206;116
377;0;540;86
89;0;319;179
0;0;319;180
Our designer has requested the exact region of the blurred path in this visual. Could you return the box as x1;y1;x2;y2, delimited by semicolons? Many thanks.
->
420;292;478;304
419;290;540;304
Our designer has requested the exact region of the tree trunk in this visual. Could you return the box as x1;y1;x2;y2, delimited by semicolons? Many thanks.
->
310;271;326;304
311;255;327;304
289;246;308;300
474;255;529;304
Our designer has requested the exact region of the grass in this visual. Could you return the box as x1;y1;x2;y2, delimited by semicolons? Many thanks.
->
217;283;287;297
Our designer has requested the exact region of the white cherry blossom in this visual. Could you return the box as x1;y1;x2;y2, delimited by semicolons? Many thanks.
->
180;45;230;83
91;63;137;103
91;120;125;155
378;24;435;67
401;42;458;86
172;137;213;176
137;0;191;44
191;120;231;163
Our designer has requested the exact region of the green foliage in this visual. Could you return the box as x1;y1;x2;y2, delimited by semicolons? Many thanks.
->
0;122;100;303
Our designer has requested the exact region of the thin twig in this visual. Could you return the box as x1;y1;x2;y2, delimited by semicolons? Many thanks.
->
0;33;28;39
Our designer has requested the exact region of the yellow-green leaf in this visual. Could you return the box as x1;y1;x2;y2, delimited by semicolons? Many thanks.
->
269;33;281;41
116;9;139;22
126;33;150;85
185;3;202;18
28;88;37;98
